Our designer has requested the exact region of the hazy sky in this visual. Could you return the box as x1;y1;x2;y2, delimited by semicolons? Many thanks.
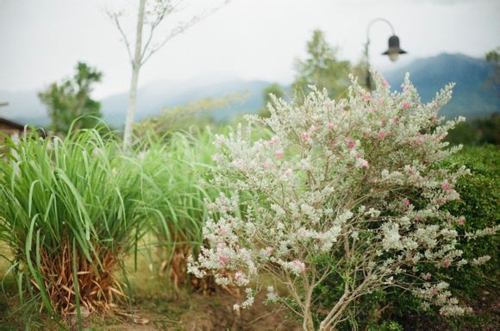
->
0;0;499;98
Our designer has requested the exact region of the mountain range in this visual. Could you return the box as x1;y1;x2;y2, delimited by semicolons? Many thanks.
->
0;53;498;128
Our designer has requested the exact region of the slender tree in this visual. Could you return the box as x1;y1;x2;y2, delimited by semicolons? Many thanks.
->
108;0;230;150
38;62;103;134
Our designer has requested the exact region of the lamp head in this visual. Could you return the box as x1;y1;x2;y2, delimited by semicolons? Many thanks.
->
382;35;407;62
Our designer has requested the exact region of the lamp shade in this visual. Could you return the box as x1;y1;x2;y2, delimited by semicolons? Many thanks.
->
382;35;407;62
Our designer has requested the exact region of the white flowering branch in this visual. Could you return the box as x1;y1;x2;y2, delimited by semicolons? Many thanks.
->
188;72;499;330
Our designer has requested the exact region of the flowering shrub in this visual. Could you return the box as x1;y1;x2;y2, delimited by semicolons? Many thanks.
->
188;72;499;330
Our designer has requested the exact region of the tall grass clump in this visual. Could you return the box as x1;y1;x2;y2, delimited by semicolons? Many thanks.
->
135;128;220;291
0;128;147;320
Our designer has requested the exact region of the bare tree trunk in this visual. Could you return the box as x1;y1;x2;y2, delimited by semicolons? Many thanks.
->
123;0;146;151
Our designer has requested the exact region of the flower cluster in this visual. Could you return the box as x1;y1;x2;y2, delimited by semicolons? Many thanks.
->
188;72;498;328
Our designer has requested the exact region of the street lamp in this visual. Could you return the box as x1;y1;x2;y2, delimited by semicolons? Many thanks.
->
365;18;407;89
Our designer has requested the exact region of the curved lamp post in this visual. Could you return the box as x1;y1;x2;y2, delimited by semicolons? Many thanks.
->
365;18;407;89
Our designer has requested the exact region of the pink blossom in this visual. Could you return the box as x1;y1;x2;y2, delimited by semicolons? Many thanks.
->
218;226;228;235
268;138;277;146
347;140;355;149
284;168;293;176
219;256;228;265
327;122;334;130
402;102;411;109
235;271;243;280
378;131;386;139
404;199;410;208
443;261;451;268
216;137;225;146
302;132;311;140
457;218;465;226
382;78;390;87
415;215;422;222
275;150;284;159
362;160;369;169
312;126;318;132
441;182;450;191
362;93;371;101
257;207;264;213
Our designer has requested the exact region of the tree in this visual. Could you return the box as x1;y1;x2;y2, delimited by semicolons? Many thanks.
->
485;47;500;98
292;30;352;100
108;0;230;150
38;62;103;134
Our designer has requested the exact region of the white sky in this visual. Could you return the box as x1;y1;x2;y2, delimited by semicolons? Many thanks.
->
0;0;499;98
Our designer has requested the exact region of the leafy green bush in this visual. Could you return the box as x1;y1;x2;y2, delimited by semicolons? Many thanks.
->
443;145;499;290
362;145;500;329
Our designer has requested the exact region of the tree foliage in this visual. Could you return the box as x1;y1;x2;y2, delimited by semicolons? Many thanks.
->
446;112;500;146
292;30;352;100
38;62;103;134
485;46;500;98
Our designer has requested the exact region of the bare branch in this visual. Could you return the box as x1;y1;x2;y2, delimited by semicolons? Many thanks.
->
109;12;134;62
140;1;230;66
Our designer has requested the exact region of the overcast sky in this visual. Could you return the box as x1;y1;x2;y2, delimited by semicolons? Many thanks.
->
0;0;499;98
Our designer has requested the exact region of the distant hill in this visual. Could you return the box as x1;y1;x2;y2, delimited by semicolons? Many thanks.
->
1;53;498;128
0;89;48;126
383;53;499;119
